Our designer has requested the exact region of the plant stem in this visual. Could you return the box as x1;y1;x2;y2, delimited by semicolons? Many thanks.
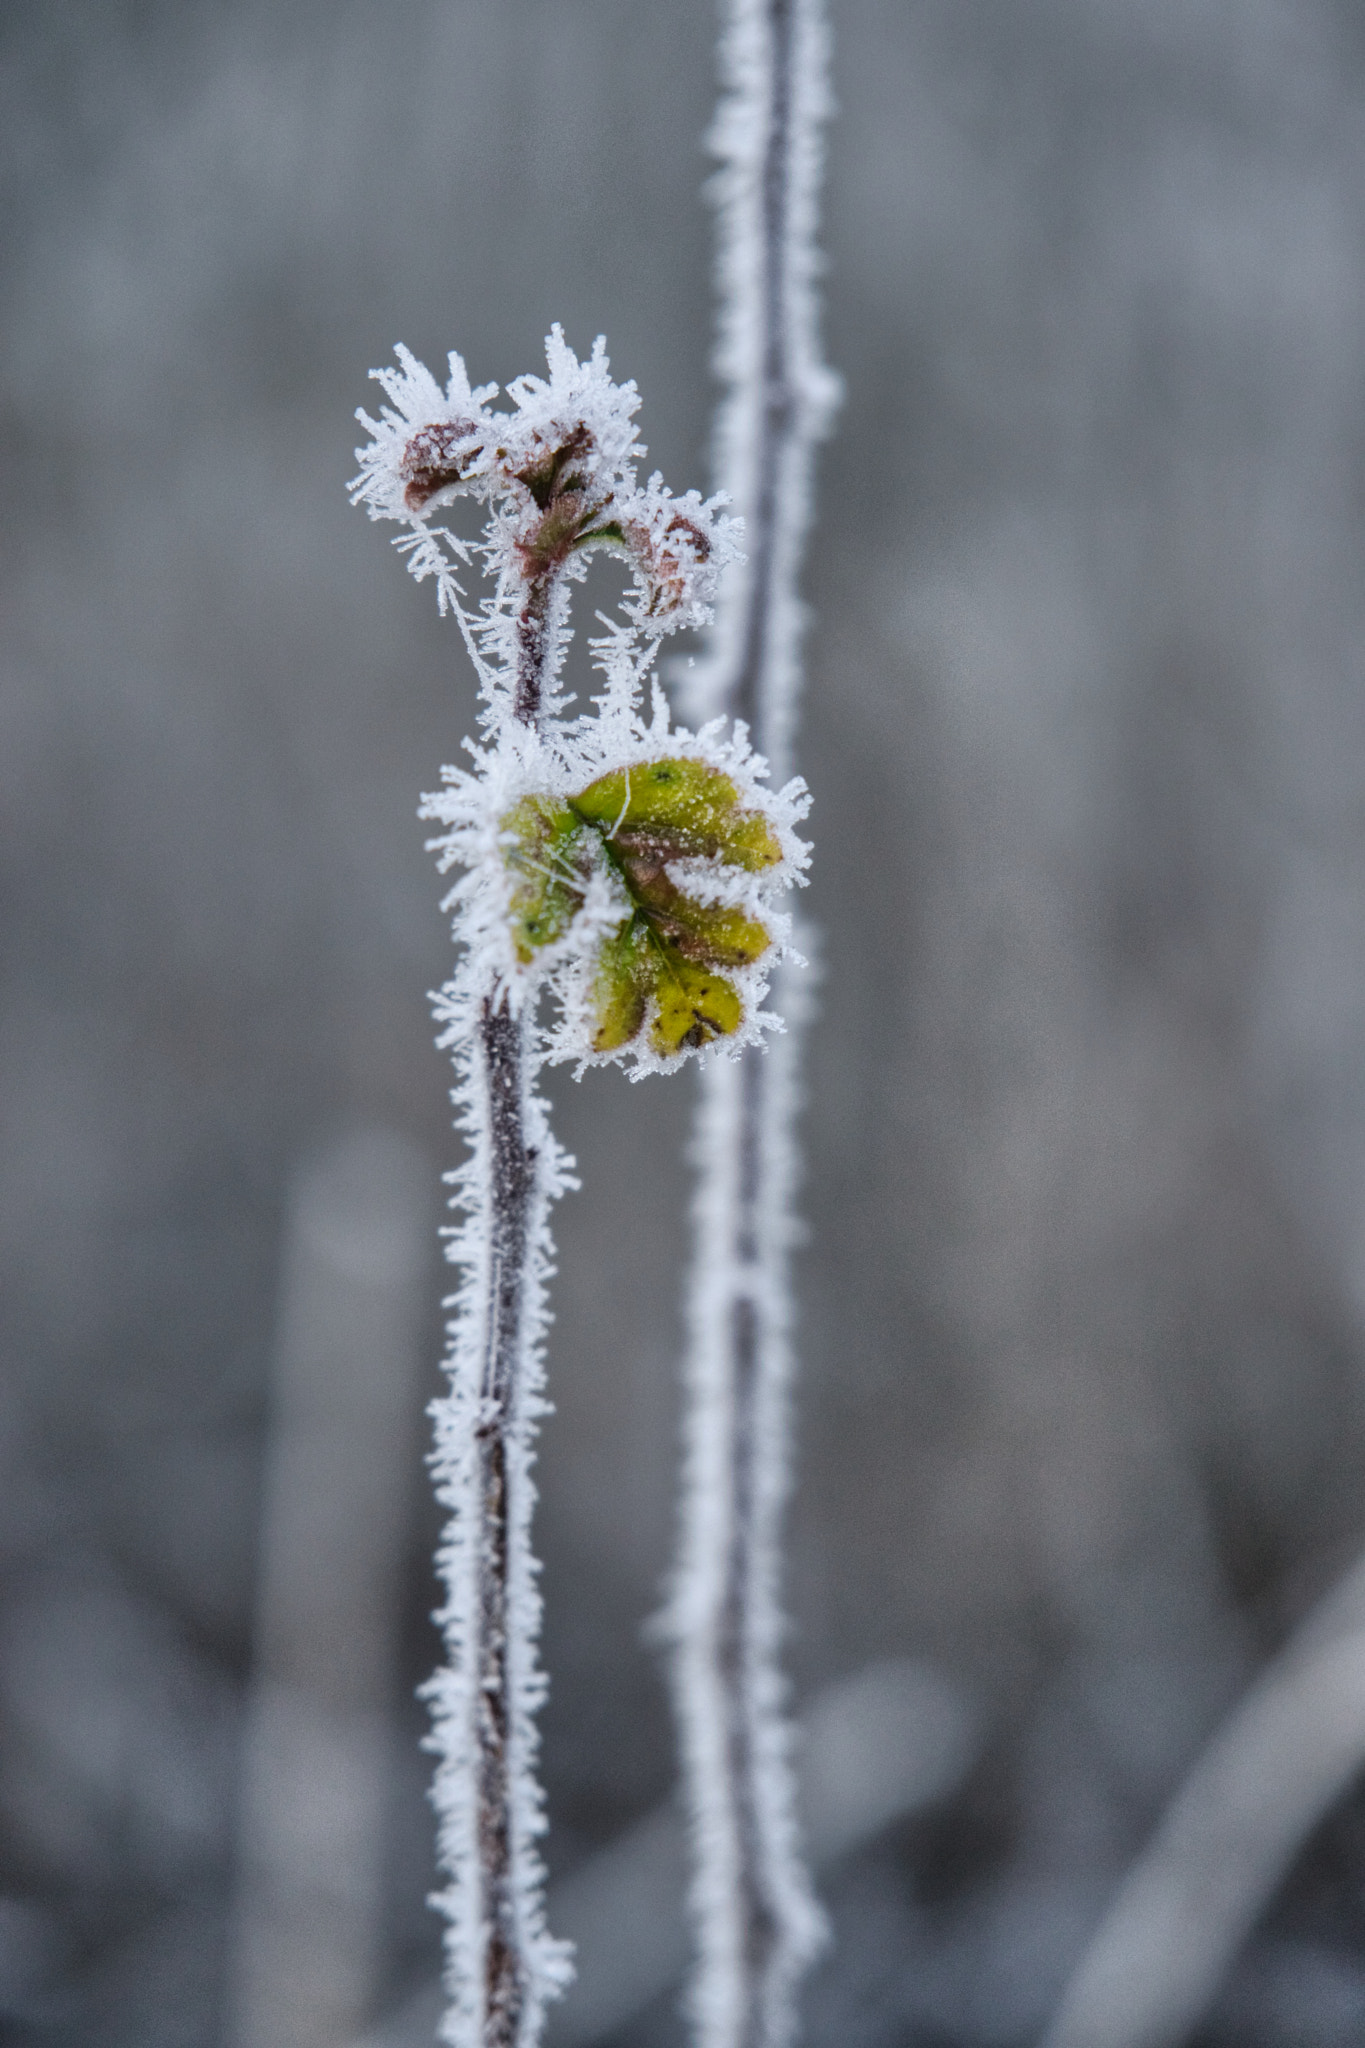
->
474;993;537;2048
671;2;833;2043
728;0;795;740
435;575;563;2048
513;575;554;727
676;1012;818;2048
717;1062;779;2009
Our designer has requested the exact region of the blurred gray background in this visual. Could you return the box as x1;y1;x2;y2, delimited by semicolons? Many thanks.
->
8;1;1365;2043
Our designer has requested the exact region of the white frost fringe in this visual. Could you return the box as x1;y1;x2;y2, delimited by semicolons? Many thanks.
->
424;1015;576;2048
668;1;837;2044
670;958;825;2048
685;0;840;781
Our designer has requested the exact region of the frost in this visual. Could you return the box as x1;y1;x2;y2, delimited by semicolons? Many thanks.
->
666;973;826;2048
681;0;840;785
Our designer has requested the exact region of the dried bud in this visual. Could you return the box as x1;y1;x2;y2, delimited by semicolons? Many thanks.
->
399;419;487;510
353;329;740;644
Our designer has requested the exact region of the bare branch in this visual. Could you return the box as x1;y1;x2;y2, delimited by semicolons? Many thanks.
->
668;8;836;2042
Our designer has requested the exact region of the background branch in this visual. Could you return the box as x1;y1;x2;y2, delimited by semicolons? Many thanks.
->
669;4;836;2045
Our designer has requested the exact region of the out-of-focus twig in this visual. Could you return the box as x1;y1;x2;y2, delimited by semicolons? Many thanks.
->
227;1126;429;2048
1043;1551;1365;2048
666;4;839;2045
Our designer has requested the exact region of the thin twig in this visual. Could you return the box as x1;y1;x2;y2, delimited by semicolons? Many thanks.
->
473;992;539;2047
1042;1549;1365;2048
669;5;836;2043
464;558;563;2047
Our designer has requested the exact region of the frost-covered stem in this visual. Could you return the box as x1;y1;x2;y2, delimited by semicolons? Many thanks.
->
675;1026;819;2048
473;994;536;2048
438;571;565;2048
671;2;835;2045
513;576;553;728
468;561;561;2047
728;4;795;741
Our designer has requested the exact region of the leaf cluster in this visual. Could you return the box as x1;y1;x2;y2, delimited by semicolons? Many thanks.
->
503;756;782;1058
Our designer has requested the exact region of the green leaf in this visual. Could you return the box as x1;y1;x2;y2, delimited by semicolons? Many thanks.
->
573;520;627;551
501;794;586;964
648;947;743;1056
589;920;652;1052
500;754;783;1058
569;757;783;871
610;853;771;969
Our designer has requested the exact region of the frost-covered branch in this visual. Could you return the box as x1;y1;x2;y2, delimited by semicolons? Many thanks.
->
667;4;837;2046
685;0;839;768
352;330;805;2048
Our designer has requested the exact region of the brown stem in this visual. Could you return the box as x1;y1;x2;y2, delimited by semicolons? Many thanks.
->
513;575;554;727
469;568;556;2045
473;995;537;2048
